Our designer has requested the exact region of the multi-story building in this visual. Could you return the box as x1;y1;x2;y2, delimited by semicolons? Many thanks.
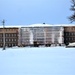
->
52;26;64;44
0;24;65;47
19;27;31;46
0;27;19;47
44;26;64;45
44;27;52;44
19;24;64;46
30;27;45;45
64;26;75;45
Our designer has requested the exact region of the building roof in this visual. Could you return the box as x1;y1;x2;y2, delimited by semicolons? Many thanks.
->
0;25;22;28
0;24;75;28
28;24;52;27
28;24;75;27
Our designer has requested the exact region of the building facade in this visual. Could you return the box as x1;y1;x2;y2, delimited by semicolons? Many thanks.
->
1;24;72;47
44;26;64;45
19;25;64;46
19;27;31;46
64;26;75;45
0;27;19;47
30;27;45;45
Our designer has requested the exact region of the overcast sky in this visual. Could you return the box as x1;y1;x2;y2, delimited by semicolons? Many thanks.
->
0;0;73;25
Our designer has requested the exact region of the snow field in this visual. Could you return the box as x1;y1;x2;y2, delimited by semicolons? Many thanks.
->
0;47;75;75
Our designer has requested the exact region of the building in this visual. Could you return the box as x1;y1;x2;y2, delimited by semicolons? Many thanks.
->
44;26;64;45
64;26;75;45
19;24;64;46
0;24;69;47
52;26;64;44
0;27;19;47
30;27;45;45
19;27;31;46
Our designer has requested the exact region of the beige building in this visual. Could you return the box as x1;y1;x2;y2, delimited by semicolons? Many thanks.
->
0;27;19;47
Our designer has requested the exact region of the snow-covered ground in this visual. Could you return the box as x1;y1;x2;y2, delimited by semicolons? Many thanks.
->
0;47;75;75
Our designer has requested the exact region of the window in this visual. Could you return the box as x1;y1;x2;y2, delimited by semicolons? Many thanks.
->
66;38;68;41
69;37;71;40
1;44;2;46
12;34;13;37
74;33;75;35
5;44;8;47
0;39;2;42
72;37;73;40
9;39;11;42
13;43;16;46
14;34;16;37
73;37;74;40
66;33;68;36
9;34;11;37
5;34;9;37
5;39;8;42
0;34;2;37
71;33;73;36
12;39;14;41
9;44;11;46
68;32;70;36
14;39;17;42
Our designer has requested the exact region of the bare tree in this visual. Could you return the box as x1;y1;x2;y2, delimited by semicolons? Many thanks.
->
69;0;75;23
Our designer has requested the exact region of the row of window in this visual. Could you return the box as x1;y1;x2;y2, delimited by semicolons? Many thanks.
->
65;37;75;41
65;32;75;36
33;33;60;37
22;36;30;37
21;39;30;41
0;29;18;31
65;27;75;30
0;38;17;42
0;43;17;47
0;33;17;37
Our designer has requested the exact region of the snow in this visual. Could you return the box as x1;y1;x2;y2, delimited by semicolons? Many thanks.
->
29;24;52;27
0;47;75;75
0;24;75;28
0;25;22;28
68;42;75;46
28;24;75;27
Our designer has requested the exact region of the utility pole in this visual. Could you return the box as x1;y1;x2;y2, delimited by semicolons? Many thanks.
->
2;19;6;50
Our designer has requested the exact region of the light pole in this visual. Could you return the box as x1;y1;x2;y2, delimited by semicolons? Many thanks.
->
2;19;6;50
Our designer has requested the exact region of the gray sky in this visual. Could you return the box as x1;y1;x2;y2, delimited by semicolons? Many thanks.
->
0;0;73;25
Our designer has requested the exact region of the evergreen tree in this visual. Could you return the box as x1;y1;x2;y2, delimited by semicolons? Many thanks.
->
69;0;75;23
